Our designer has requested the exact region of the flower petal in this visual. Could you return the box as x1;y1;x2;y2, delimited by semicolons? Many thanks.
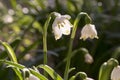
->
60;25;71;35
52;25;62;40
111;66;120;80
62;14;71;20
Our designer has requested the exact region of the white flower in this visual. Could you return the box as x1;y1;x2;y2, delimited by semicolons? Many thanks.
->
52;13;73;40
22;68;39;80
80;24;98;40
111;66;120;80
8;9;15;15
86;77;94;80
22;7;29;14
84;53;94;64
29;74;39;80
3;15;13;23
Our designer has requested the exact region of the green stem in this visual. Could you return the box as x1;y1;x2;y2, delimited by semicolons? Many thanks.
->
64;38;73;80
43;16;51;65
43;15;51;76
42;12;56;76
64;12;91;80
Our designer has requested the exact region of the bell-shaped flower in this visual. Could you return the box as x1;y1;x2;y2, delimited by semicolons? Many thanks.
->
80;24;98;40
84;53;94;64
111;66;120;80
52;13;73;40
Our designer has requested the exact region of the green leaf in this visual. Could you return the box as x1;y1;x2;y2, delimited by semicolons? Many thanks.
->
29;68;48;80
0;38;20;59
13;68;23;80
0;60;25;69
99;58;119;80
38;65;63;80
0;60;25;80
0;41;18;63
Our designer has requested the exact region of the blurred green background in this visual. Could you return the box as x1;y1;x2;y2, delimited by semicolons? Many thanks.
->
0;0;120;80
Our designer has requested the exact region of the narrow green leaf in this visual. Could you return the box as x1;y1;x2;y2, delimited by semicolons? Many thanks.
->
0;38;21;59
0;41;18;63
29;68;48;80
0;60;25;80
38;65;63;80
0;60;25;69
13;68;23;80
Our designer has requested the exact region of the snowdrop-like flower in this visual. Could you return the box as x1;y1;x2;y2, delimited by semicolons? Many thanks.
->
29;74;39;80
22;68;39;80
80;24;98;40
84;53;94;64
86;77;94;80
52;13;73;40
111;66;120;80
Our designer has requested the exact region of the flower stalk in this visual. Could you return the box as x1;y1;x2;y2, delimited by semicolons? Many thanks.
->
43;12;73;77
43;15;51;65
64;12;92;80
43;12;56;76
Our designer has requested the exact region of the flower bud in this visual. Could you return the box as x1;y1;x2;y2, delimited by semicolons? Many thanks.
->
84;53;93;64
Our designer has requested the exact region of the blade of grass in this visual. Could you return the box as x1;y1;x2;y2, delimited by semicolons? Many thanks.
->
38;65;63;80
0;60;25;80
0;60;25;69
0;38;21;59
29;68;48;80
0;41;18;63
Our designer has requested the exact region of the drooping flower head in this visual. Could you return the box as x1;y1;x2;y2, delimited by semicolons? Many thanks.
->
111;66;120;80
80;24;98;40
52;13;73;40
84;53;94;64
